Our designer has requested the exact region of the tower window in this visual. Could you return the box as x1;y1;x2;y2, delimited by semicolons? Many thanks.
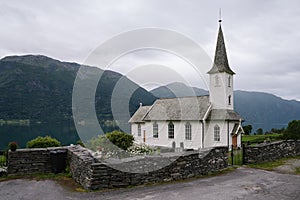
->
137;124;141;136
214;125;220;141
153;122;158;138
228;95;231;105
168;122;174;139
228;76;231;87
215;75;220;86
185;122;192;140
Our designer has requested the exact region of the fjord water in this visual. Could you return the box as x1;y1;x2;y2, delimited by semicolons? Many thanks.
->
0;121;80;150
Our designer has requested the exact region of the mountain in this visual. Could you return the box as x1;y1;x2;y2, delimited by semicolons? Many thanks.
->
150;82;300;132
1;54;299;136
234;90;300;132
150;82;208;98
0;55;156;132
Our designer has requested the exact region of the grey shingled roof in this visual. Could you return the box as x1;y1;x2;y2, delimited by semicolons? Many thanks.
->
208;25;235;75
128;106;151;123
142;96;210;121
231;123;244;135
207;109;243;121
231;123;239;134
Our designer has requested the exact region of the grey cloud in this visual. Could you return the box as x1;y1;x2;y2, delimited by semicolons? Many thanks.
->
0;0;299;100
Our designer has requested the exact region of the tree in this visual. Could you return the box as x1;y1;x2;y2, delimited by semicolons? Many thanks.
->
256;128;264;135
243;125;252;135
283;120;300;140
87;131;134;152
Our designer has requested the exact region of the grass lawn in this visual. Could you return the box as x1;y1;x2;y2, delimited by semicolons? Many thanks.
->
242;133;283;144
0;155;6;167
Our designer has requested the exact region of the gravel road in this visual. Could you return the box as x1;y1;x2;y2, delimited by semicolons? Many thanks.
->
0;167;300;200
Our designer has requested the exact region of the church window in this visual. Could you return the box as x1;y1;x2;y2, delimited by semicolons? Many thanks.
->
185;122;192;140
137;124;141;136
228;76;231;87
153;122;158;138
228;95;231;105
214;125;220;141
168;122;174;139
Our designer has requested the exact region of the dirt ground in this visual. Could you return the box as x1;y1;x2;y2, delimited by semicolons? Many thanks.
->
274;159;300;174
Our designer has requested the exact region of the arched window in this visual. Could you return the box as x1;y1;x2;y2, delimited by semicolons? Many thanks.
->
137;124;141;136
153;122;158;138
168;122;174;139
214;125;220;141
228;95;231;105
228;76;231;87
185;122;192;140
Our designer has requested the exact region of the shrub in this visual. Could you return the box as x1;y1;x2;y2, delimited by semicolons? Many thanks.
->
106;131;134;150
27;136;61;148
8;141;18;151
127;143;155;155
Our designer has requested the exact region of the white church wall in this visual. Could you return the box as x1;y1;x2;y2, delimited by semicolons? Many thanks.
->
204;121;228;148
209;72;234;110
131;121;203;149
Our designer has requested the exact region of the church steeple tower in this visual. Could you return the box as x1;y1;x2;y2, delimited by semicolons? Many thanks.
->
208;25;235;75
208;22;235;110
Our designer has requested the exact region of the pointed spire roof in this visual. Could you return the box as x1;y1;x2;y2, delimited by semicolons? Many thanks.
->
208;24;235;75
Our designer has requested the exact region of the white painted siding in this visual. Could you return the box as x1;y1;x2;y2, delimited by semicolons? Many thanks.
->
209;72;234;110
131;121;203;149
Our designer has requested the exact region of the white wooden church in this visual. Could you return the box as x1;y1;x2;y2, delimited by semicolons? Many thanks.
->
129;23;244;150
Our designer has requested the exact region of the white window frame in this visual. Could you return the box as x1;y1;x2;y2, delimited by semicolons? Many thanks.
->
153;122;158;138
214;125;220;141
137;124;141;137
168;122;174;139
185;122;192;140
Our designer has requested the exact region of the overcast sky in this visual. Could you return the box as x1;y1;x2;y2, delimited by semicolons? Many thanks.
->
1;0;300;100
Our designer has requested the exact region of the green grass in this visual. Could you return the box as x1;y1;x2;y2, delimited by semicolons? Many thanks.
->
295;167;300;175
228;150;243;165
247;155;300;171
0;155;6;167
247;159;286;170
242;134;283;144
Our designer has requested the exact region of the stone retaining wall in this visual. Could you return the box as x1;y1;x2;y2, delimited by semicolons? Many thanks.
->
68;145;228;190
8;145;228;190
244;140;300;164
7;147;68;175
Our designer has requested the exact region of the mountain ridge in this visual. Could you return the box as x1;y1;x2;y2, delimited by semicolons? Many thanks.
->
1;54;299;134
150;82;300;132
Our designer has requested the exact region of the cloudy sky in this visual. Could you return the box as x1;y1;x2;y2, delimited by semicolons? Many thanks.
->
1;0;300;100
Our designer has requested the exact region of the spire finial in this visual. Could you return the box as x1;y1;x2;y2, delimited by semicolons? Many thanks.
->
218;8;222;24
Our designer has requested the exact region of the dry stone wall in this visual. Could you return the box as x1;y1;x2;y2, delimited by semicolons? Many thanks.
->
68;145;228;190
7;147;67;175
8;145;228;190
244;140;300;164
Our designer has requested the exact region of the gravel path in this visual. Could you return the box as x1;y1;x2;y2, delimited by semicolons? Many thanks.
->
0;167;300;200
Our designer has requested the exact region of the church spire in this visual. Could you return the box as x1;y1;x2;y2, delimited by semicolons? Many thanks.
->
208;22;235;75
